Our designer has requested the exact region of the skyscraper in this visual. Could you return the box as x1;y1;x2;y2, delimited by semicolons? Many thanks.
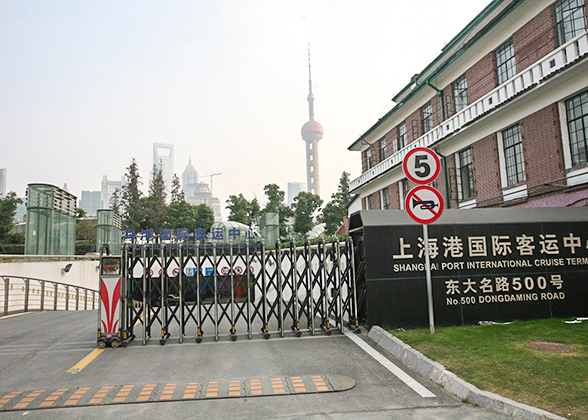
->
0;168;6;197
300;46;323;197
153;143;174;194
287;182;305;206
80;191;102;217
182;159;222;221
101;175;123;209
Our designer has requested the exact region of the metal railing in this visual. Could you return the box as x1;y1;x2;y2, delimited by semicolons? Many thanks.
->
1;275;98;316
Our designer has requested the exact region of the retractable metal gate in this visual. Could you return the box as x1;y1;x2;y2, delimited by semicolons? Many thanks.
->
118;238;360;345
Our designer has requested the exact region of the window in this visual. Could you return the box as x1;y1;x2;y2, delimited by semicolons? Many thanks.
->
496;39;516;84
397;121;407;151
502;124;526;186
381;187;390;210
453;75;468;112
457;148;475;200
364;148;372;170
566;90;588;166
400;179;410;209
422;102;433;133
367;195;374;210
555;0;586;45
379;137;387;162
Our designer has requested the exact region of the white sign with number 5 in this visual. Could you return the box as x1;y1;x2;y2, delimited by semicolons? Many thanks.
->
402;147;441;185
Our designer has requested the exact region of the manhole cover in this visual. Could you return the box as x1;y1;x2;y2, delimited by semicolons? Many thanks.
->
526;342;575;352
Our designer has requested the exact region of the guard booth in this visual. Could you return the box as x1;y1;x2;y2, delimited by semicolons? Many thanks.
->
97;252;124;348
349;208;588;330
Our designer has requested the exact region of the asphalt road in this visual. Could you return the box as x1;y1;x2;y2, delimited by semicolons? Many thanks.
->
0;311;512;419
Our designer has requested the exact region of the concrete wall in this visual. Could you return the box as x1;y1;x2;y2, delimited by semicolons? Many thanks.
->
0;258;100;290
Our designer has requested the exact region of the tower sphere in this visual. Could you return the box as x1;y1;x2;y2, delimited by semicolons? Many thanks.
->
301;120;324;137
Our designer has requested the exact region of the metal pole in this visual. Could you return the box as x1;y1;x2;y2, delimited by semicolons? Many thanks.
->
246;240;252;339
261;240;270;339
305;240;315;335
4;278;9;316
229;241;237;340
160;244;168;345
335;239;344;333
41;281;45;311
213;245;219;341
142;246;147;345
179;245;184;343
121;245;128;343
291;240;301;336
24;279;30;312
321;239;331;334
196;242;203;343
423;224;435;334
277;240;284;337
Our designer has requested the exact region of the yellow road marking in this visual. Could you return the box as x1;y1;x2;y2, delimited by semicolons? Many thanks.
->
67;348;105;374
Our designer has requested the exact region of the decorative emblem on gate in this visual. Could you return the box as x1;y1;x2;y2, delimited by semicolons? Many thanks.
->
100;278;121;333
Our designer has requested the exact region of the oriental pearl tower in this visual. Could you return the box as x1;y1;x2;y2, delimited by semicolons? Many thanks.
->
300;46;323;196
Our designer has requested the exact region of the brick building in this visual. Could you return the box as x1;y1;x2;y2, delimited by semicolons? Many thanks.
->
348;0;588;212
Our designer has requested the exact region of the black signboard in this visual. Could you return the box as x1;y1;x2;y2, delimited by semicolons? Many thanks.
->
350;208;588;329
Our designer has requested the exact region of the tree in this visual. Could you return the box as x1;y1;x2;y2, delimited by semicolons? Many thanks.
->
170;173;185;203
322;171;352;235
121;158;143;231
262;184;293;237
247;198;261;226
76;207;96;243
262;184;284;214
0;192;23;242
226;194;249;225
76;207;87;219
166;200;195;230
194;204;214;231
143;162;168;231
292;192;323;236
109;188;122;215
166;201;214;232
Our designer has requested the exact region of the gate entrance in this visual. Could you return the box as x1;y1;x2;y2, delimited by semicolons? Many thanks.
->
113;238;360;346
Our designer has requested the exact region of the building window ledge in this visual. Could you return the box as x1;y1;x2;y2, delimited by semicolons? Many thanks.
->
567;166;588;186
458;198;477;209
503;184;528;202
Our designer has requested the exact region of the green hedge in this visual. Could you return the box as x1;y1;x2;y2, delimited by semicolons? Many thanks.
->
0;244;25;254
75;242;95;255
0;243;96;255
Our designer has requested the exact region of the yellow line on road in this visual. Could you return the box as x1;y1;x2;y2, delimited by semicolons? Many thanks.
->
67;348;105;374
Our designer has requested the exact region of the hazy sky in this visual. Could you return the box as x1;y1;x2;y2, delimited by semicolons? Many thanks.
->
1;0;489;218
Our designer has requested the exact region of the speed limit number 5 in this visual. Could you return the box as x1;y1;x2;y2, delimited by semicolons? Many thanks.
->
402;147;441;185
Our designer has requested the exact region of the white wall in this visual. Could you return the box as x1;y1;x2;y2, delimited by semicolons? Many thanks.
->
0;259;100;290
